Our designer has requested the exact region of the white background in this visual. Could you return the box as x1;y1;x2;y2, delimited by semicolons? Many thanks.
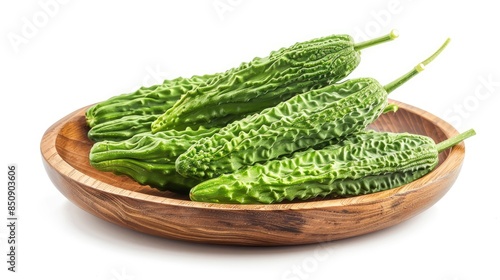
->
1;0;499;279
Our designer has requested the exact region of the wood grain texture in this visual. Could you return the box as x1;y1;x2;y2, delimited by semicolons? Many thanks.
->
40;99;466;246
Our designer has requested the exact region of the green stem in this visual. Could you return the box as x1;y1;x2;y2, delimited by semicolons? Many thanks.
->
382;103;398;114
436;129;476;153
384;38;451;94
354;29;399;51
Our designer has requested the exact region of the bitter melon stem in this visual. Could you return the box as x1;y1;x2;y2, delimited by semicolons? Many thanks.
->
354;29;399;51
436;129;476;153
382;103;399;114
384;38;451;94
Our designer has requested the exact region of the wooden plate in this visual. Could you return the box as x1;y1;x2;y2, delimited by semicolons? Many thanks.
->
40;99;465;246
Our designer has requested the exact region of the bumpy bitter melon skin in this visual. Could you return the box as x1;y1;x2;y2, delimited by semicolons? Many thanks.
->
175;78;388;179
151;34;363;132
189;131;439;204
85;74;216;128
89;126;220;193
